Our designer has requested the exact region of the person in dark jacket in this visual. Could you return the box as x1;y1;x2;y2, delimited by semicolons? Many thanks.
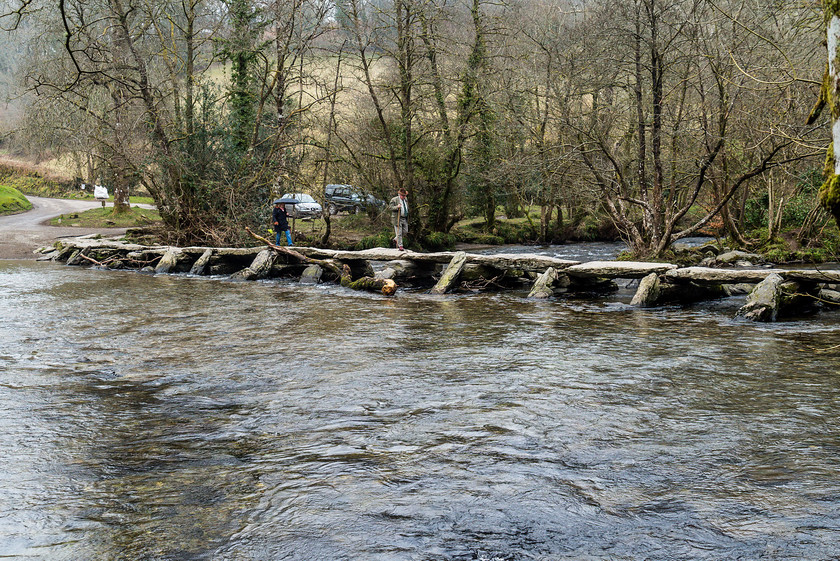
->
272;201;293;246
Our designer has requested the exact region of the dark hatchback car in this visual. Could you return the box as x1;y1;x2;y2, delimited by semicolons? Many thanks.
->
324;184;385;215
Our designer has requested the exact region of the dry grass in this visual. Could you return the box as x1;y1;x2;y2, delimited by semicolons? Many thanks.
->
0;154;74;182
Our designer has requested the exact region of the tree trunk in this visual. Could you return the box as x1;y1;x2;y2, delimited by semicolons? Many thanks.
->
819;7;840;226
319;44;344;246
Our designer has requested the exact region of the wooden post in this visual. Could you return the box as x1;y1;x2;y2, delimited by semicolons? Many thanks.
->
431;251;468;294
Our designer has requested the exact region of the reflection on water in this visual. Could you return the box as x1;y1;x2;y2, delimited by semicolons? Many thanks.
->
1;260;840;560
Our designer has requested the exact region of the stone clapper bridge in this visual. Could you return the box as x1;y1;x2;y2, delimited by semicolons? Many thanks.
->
38;234;840;322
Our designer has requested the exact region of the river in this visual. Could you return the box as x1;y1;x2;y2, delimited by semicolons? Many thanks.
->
2;255;840;560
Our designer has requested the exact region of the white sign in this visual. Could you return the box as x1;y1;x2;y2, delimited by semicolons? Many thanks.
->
94;185;108;199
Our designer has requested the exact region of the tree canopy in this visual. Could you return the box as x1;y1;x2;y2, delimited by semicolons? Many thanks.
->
0;0;830;256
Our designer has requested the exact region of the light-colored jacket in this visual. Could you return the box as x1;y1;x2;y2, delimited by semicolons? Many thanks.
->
389;195;408;227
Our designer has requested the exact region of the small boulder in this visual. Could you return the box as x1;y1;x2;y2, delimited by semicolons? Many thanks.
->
385;260;421;280
716;250;763;267
722;283;754;296
528;267;558;298
300;264;323;284
630;273;661;307
819;289;840;307
190;249;214;275
697;242;721;256
737;273;783;321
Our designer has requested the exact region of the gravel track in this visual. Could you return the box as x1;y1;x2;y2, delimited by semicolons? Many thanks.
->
0;196;129;259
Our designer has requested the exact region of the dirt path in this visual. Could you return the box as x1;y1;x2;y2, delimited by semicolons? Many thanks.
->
0;196;130;259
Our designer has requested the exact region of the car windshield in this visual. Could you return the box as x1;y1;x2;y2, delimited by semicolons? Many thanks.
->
284;193;316;203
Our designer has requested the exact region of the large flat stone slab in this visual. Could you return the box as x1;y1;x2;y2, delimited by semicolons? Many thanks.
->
565;261;678;279
292;247;579;272
783;269;840;283
467;253;579;272
665;267;782;284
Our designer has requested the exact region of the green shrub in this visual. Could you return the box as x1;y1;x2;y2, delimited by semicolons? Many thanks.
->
452;218;539;245
355;230;395;250
0;184;32;214
762;246;790;264
744;168;828;232
464;232;505;245
781;195;815;228
743;196;767;230
338;212;373;229
576;217;602;241
450;224;504;245
491;221;531;243
420;231;457;251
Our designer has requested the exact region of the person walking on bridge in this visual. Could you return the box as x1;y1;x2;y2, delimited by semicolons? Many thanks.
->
272;200;293;246
389;188;409;251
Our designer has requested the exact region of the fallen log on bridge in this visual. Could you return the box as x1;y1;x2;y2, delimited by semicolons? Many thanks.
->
245;227;397;296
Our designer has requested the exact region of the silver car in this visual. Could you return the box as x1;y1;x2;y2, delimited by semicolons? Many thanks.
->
282;193;323;219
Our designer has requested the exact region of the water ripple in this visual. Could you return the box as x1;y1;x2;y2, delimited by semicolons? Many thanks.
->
2;261;840;559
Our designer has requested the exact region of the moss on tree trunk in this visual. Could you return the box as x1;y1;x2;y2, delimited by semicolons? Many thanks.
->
819;4;840;226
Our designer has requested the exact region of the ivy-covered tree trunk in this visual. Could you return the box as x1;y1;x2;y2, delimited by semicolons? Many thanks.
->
226;0;258;154
461;0;495;231
819;2;840;226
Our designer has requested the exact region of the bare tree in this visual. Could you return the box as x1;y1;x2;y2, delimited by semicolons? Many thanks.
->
337;0;502;237
4;0;333;243
567;0;821;256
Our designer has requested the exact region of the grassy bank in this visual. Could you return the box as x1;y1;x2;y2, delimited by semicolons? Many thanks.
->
0;157;154;205
0;184;32;215
49;206;162;228
289;207;616;251
0;158;76;198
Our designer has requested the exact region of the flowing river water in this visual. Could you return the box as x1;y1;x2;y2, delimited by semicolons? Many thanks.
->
2;246;840;560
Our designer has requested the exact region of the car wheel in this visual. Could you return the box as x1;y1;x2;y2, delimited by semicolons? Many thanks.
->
328;203;337;215
352;205;360;215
